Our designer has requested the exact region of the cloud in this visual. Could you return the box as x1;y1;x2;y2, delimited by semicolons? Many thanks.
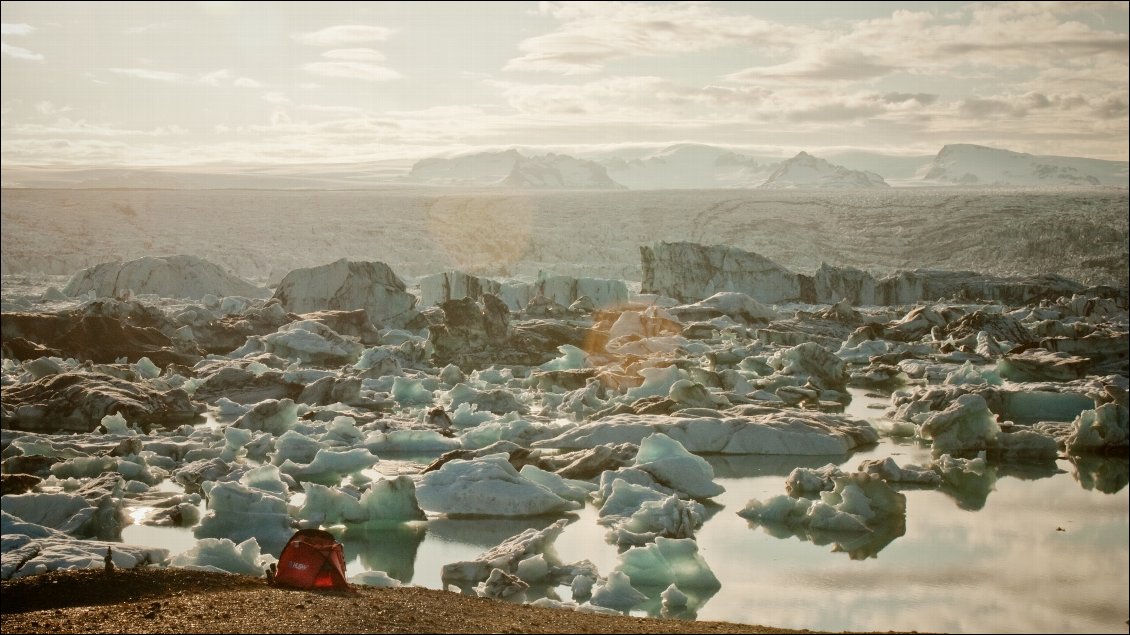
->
728;51;897;83
4;117;188;137
495;76;771;120
505;2;811;74
35;101;72;116
881;93;938;106
1;41;44;61
108;67;186;82
198;69;233;86
293;25;393;47
1;23;35;35
202;70;263;88
261;91;290;105
321;48;386;62
123;21;179;35
302;61;400;82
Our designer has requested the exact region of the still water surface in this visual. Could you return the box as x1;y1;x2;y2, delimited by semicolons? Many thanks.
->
124;393;1129;634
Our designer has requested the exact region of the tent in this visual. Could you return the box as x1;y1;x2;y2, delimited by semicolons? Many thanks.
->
273;529;350;591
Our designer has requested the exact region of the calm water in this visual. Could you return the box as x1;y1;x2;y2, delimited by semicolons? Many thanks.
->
123;392;1130;634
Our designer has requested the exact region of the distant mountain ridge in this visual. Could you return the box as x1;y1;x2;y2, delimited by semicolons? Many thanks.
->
4;144;1124;190
922;144;1128;187
758;152;889;189
601;143;773;189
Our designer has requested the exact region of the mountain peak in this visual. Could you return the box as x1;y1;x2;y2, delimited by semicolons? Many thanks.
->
760;152;888;189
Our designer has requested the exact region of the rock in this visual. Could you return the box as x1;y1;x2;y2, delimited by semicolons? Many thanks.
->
1;302;199;366
1;372;201;432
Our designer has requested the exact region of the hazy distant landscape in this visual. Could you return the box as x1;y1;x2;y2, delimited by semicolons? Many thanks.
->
3;187;1126;289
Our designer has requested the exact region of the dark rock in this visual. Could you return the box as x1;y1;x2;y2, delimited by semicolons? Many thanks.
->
1;372;202;432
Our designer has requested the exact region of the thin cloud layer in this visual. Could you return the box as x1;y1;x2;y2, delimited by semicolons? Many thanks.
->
0;2;1125;166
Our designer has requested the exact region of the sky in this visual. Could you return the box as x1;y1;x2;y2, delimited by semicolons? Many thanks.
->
1;1;1127;167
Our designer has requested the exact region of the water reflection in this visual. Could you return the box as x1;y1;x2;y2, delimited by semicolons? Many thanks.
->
427;514;577;549
745;517;907;560
936;464;997;511
632;584;719;620
1070;455;1130;494
340;522;427;583
704;453;851;479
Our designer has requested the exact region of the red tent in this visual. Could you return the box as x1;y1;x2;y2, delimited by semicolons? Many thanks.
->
273;529;350;591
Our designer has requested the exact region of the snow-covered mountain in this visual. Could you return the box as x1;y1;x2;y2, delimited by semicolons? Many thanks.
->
602;143;774;189
758;152;889;189
921;144;1129;187
406;149;523;186
501;153;624;189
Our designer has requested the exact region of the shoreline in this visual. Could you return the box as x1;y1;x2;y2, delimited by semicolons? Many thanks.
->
0;568;836;634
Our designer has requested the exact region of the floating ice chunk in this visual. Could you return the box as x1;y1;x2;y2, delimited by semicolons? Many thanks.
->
271;429;326;468
99;413;136;436
259;320;365;364
322;415;365;447
278;447;378;485
459;418;570;450
443;383;527;415
535;411;877;455
234;399;298;436
63;255;267;300
391;377;435;404
661;583;689;609
681;291;778;323
590;570;649;610
633;433;724;500
518;465;597;504
450;402;494;427
918;394;1000;455
767;342;848;390
616;536;720;589
350;570;403;587
417;453;575;516
295;482;364;524
857;457;941;485
990;427;1059;461
2;533;168;580
944;361;1003;386
612;495;705;547
2;493;102;537
358;476;426;522
170;537;270;576
529;597;623;615
215;397;251;417
1065;404;1129;454
365;430;460;453
785;464;844;495
477;567;529;599
597;478;668;522
625;366;689;401
134;356;161;379
441;519;569;585
741;472;905;537
49;456;117;480
572;572;595;600
540;345;589;371
272;259;418;329
354;346;398;372
514;552;550;582
195;478;293;554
